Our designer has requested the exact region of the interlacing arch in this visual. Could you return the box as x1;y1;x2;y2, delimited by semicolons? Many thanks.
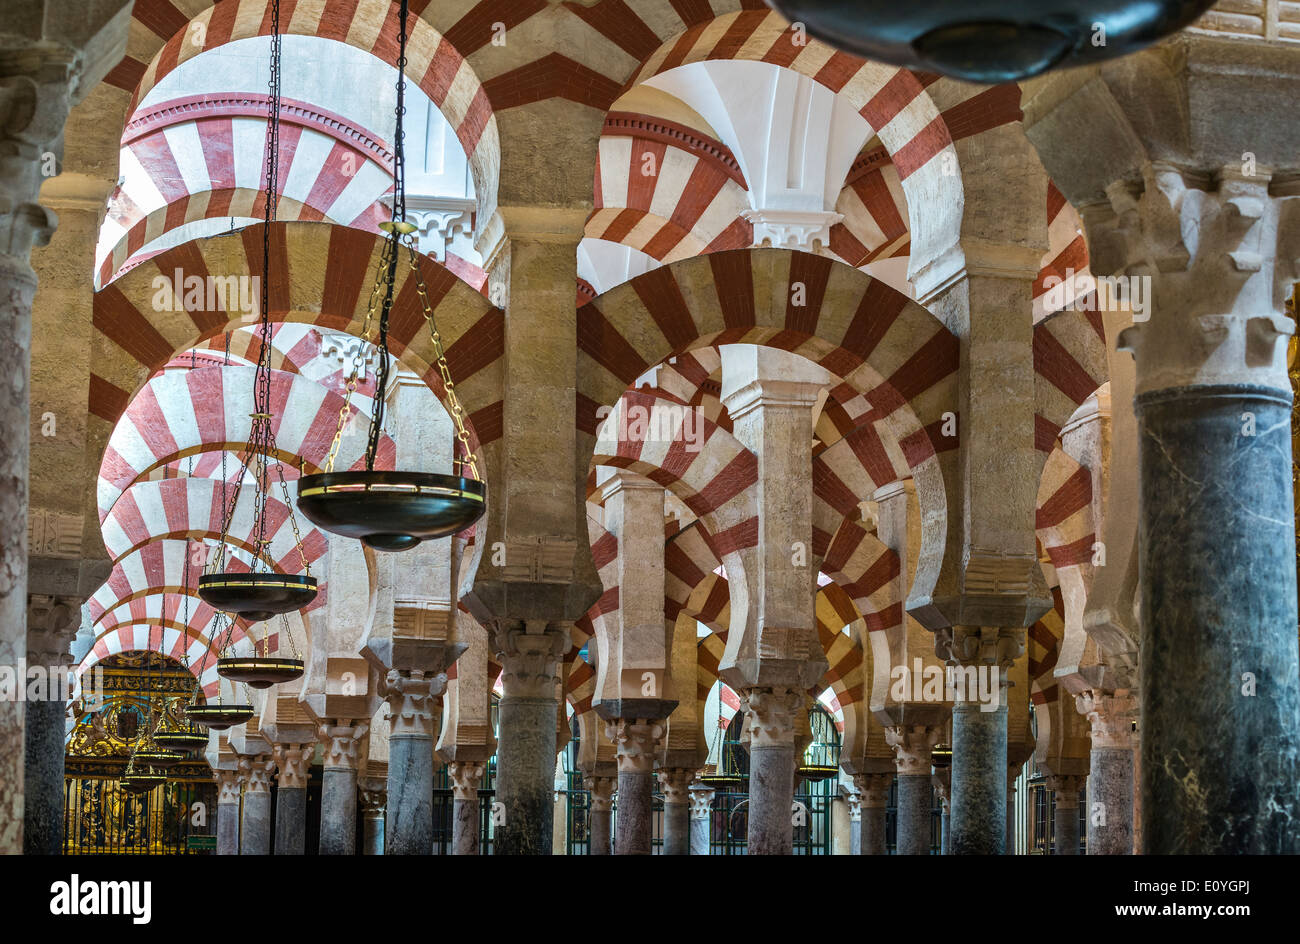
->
78;618;253;698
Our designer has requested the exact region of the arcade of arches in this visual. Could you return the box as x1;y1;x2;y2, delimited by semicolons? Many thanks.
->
3;0;1299;857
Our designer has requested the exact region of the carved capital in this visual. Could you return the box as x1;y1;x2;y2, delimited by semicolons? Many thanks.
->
448;760;487;802
847;792;862;821
688;783;715;819
359;777;387;815
271;743;311;790
491;620;568;699
605;718;665;774
885;724;942;774
935;626;1025;681
588;775;616;812
318;722;368;770
381;670;445;738
238;755;274;794
1046;774;1087;807
743;687;804;749
26;593;79;665
656;767;695;805
215;769;241;805
853;773;893;809
1076;689;1139;750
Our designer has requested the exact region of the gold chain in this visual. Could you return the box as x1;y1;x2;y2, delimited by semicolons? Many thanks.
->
405;240;479;480
273;460;311;577
324;236;392;472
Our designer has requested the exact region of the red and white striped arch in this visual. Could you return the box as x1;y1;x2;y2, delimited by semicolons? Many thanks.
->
106;0;499;228
1033;308;1109;455
78;613;255;698
97;364;396;521
99;93;394;287
89;223;502;466
830;146;910;267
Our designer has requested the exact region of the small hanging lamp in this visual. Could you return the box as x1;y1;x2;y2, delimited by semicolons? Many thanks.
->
154;502;216;753
698;690;744;790
763;1;1218;83
120;684;169;794
197;0;317;626
795;705;840;782
296;0;486;552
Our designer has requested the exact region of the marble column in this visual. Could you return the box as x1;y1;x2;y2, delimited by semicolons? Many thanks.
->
271;744;310;856
939;627;1022;855
688;783;713;855
448;761;486;855
606;719;664;855
933;770;952;856
854;773;890;855
743;688;804;855
383;670;445;856
1049;774;1084;856
1006;764;1022;855
657;768;693;856
318;723;366;856
237;756;273;856
887;725;940;855
588;775;615;855
23;597;79;854
490;621;567;855
216;769;240;855
1077;691;1137;855
359;778;386;855
847;793;862;856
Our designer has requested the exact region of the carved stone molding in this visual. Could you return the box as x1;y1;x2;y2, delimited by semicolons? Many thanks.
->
605;719;665;774
27;509;82;559
743;687;805;749
381;670;446;738
271;744;311;790
588;776;616;812
885;724;942;774
935;626;1026;679
1076;689;1139;750
238;755;274;794
319;722;368;770
656;768;695;805
1046;774;1088;807
447;760;486;802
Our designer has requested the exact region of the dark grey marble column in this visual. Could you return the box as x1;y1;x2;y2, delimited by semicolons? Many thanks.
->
896;774;933;855
272;744;309;856
492;626;565;855
216;770;240;855
448;761;485;855
854;773;890;855
949;700;1008;855
384;672;443;856
319;724;365;856
589;776;614;855
1051;777;1082;856
238;757;272;856
22;693;66;854
688;784;713;855
359;779;386;855
658;769;693;855
1137;385;1300;853
941;801;951;855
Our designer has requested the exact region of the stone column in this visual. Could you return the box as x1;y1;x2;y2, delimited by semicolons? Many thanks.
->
1077;691;1137;855
216;769;240;855
588;775;615;855
1006;763;1022;855
886;724;940;855
938;626;1024;855
847;792;862;856
271;744;310;856
605;719;664;855
237;755;273;856
1048;774;1084;856
742;688;804;855
23;596;78;854
688;783;713;855
383;670;445;855
933;769;952;856
491;621;567;855
359;778;386;855
854;773;891;855
657;768;693;856
318;723;367;855
448;760;486;855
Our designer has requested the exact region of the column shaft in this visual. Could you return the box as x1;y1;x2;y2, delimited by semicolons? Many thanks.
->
319;768;357;855
494;695;556;854
22;696;65;854
274;789;305;856
1089;747;1134;855
386;734;434;855
895;774;932;855
950;702;1008;855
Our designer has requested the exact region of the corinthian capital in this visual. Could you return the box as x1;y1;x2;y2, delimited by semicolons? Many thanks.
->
885;724;941;774
381;670;446;738
448;761;487;802
26;594;79;665
656;768;695;804
853;773;893;809
215;769;241;805
272;744;311;790
1076;689;1138;750
605;719;665;774
935;626;1025;677
743;688;805;749
238;755;274;794
319;723;368;770
491;620;568;699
